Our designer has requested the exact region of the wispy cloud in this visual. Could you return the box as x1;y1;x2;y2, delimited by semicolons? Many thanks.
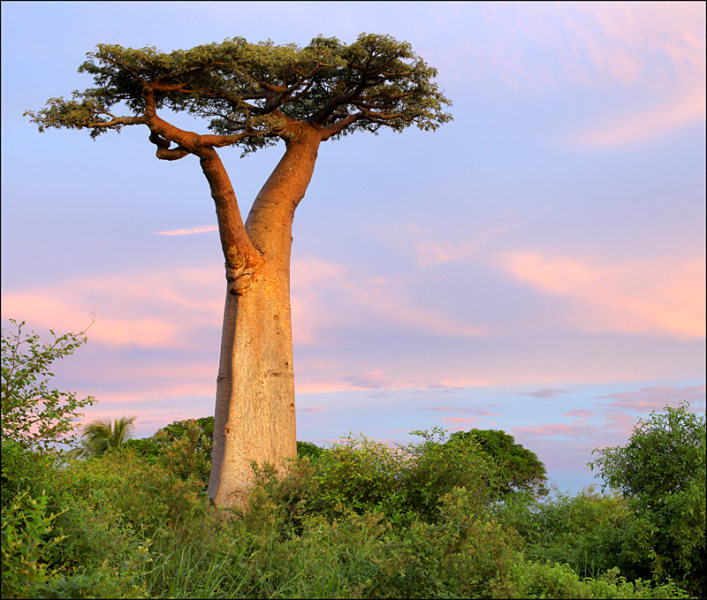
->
562;409;594;424
1;266;223;349
290;256;491;347
298;407;326;413
370;220;522;269
595;384;706;412
344;370;391;389
152;225;218;236
420;406;499;416
496;252;705;339
574;89;705;147
441;416;480;431
517;389;573;399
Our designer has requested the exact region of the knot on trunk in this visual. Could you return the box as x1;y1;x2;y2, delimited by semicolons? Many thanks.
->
226;265;254;296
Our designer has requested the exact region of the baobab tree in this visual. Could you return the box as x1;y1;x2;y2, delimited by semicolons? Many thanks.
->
25;33;452;508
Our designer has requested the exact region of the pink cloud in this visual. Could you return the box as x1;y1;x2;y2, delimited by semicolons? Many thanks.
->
420;406;499;416
344;370;391;389
496;252;705;339
517;389;573;399
512;409;647;473
297;407;326;413
574;89;705;147
1;265;224;349
438;3;705;144
442;417;479;425
290;255;491;347
371;219;522;268
562;409;595;424
595;384;706;411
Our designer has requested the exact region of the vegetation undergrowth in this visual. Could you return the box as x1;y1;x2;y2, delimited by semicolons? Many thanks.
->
2;320;704;598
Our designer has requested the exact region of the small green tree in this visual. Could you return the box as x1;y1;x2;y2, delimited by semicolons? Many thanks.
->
589;401;705;498
1;319;95;450
448;429;548;497
71;415;137;458
589;402;706;595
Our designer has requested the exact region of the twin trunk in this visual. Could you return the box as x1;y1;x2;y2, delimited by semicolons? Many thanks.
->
207;126;321;508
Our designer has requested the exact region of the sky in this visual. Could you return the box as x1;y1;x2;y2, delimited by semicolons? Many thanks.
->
2;1;705;494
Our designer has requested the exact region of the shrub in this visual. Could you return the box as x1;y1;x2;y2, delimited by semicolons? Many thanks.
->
496;485;632;579
589;401;705;499
307;433;407;521
1;318;95;450
589;402;706;595
507;560;691;599
362;488;521;599
297;440;323;460
56;448;208;539
403;428;500;522
248;429;502;530
152;419;213;487
449;428;548;497
1;439;59;510
1;491;66;599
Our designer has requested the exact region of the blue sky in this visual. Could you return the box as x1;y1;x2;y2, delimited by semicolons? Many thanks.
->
2;1;704;493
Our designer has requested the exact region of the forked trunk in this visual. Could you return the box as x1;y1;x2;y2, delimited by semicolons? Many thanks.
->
208;124;321;508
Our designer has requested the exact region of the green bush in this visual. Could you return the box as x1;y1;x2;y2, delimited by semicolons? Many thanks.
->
307;433;407;521
1;439;59;510
496;486;632;579
279;429;501;527
152;419;213;487
589;402;705;499
1;318;94;450
362;488;521;599
297;440;324;460
1;491;66;599
449;428;548;497
589;402;706;596
404;428;500;522
55;448;209;539
508;561;691;599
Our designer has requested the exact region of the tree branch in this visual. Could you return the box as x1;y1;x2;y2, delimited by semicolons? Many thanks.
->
320;113;362;141
200;133;268;148
309;79;367;126
86;115;146;128
148;131;190;160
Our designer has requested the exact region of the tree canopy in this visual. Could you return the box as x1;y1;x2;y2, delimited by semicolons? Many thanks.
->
588;401;705;498
448;429;548;497
25;33;452;155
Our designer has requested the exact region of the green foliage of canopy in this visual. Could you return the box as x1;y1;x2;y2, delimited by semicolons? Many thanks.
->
448;428;549;497
25;33;452;153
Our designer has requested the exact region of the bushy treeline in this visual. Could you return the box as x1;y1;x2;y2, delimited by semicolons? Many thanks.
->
2;320;705;598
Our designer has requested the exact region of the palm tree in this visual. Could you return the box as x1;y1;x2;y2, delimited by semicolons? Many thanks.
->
70;415;137;458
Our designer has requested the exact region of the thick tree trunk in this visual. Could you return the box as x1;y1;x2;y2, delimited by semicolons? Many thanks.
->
208;123;321;508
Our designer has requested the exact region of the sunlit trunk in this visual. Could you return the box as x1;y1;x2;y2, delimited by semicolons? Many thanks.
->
208;261;296;507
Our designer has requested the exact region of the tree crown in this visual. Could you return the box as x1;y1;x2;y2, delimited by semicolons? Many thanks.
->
589;401;705;498
448;429;549;497
25;33;452;154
